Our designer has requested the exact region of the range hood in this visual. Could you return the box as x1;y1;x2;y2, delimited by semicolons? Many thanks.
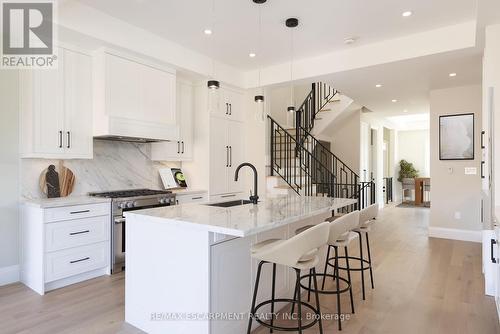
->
93;135;167;143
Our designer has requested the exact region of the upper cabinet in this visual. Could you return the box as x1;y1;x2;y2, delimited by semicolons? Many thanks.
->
151;80;194;161
210;87;244;122
20;46;93;159
93;49;178;141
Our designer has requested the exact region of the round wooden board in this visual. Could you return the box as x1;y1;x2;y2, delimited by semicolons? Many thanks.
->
39;163;76;198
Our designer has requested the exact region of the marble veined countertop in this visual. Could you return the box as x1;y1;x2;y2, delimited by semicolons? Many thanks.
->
124;195;357;237
21;196;111;208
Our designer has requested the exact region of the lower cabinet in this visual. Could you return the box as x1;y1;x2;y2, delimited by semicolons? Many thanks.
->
21;202;111;295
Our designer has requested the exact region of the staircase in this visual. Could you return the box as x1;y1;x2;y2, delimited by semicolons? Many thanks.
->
268;82;375;210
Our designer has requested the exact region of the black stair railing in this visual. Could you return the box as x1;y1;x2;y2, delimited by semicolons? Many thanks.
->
269;116;336;197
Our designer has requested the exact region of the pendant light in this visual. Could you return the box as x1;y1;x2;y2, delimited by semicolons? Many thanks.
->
286;17;298;113
253;0;266;104
207;0;220;89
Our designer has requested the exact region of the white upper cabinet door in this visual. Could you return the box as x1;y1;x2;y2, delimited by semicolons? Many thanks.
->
226;89;244;122
209;119;229;196
63;49;93;158
151;141;180;161
179;82;194;160
209;88;226;118
105;54;141;121
32;53;65;155
227;120;245;194
140;64;176;125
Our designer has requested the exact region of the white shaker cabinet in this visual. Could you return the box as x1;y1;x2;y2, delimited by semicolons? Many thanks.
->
209;118;245;196
20;46;93;159
93;49;178;141
210;87;244;122
151;80;194;161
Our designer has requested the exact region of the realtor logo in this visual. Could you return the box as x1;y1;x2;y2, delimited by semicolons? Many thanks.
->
1;0;57;68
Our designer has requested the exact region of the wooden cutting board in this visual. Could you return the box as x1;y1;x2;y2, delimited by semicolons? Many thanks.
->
39;161;76;198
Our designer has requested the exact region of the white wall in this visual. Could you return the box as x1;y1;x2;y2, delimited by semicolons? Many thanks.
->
397;130;430;177
0;71;20;284
429;85;482;240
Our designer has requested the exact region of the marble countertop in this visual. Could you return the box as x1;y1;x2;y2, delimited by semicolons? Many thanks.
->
21;196;111;208
125;195;357;237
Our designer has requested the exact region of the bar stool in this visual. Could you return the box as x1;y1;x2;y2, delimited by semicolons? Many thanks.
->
299;211;360;331
248;222;330;334
336;204;378;300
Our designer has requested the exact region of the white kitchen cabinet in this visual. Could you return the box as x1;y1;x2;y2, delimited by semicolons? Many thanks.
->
20;46;93;159
175;191;208;205
151;80;194;161
21;201;111;295
210;87;244;122
210;236;253;334
93;49;178;141
209;118;245;196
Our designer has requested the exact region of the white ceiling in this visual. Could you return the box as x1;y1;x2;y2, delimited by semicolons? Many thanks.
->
321;48;482;118
77;0;477;70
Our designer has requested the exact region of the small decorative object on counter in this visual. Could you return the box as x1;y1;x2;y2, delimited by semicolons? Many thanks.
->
45;165;60;198
39;162;76;198
159;168;188;189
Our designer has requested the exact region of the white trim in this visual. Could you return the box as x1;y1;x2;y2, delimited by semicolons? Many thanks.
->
428;227;482;243
0;265;20;286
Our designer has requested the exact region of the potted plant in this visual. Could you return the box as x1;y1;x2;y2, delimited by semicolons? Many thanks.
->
397;160;419;182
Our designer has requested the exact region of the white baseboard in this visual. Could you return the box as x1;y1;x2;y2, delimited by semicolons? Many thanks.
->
428;227;482;243
0;264;20;286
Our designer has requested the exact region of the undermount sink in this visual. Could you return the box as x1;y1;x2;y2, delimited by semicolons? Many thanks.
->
206;200;254;208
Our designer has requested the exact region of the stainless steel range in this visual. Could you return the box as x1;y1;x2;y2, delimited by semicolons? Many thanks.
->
89;189;176;273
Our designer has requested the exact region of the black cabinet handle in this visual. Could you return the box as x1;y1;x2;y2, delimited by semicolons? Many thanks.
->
229;103;232;115
69;230;90;236
67;131;71;148
59;131;63;148
182;141;185;154
177;141;180;154
481;131;485;149
481;161;485;179
225;103;229;115
226;146;229;167
221;194;236;198
191;196;203;200
491;239;497;264
229;146;232;167
70;257;90;264
70;210;90;215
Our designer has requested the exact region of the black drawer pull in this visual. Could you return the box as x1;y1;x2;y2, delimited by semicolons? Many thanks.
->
70;210;90;215
481;131;485;149
221;194;236;198
192;196;203;200
70;257;90;264
69;230;90;236
491;239;497;264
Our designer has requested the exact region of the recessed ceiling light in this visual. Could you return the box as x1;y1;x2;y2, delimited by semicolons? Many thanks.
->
249;53;256;58
392;99;397;103
449;72;457;77
375;84;382;88
402;11;413;17
403;109;408;113
344;37;357;45
204;29;213;35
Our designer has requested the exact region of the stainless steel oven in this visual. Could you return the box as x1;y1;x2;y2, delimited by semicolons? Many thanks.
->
89;189;176;273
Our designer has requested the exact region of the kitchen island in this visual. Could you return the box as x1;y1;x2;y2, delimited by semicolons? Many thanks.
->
124;195;357;334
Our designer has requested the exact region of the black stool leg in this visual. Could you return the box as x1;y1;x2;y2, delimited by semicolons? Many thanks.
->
312;267;324;334
366;232;374;289
357;231;366;300
345;246;355;314
321;245;331;290
294;268;303;334
291;270;299;315
270;263;276;333
334;246;342;331
248;261;264;334
307;268;312;302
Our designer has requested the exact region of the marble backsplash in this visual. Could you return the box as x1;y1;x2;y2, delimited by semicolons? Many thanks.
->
21;140;180;199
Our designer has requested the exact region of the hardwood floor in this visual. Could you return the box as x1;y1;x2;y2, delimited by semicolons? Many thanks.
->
0;205;498;334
